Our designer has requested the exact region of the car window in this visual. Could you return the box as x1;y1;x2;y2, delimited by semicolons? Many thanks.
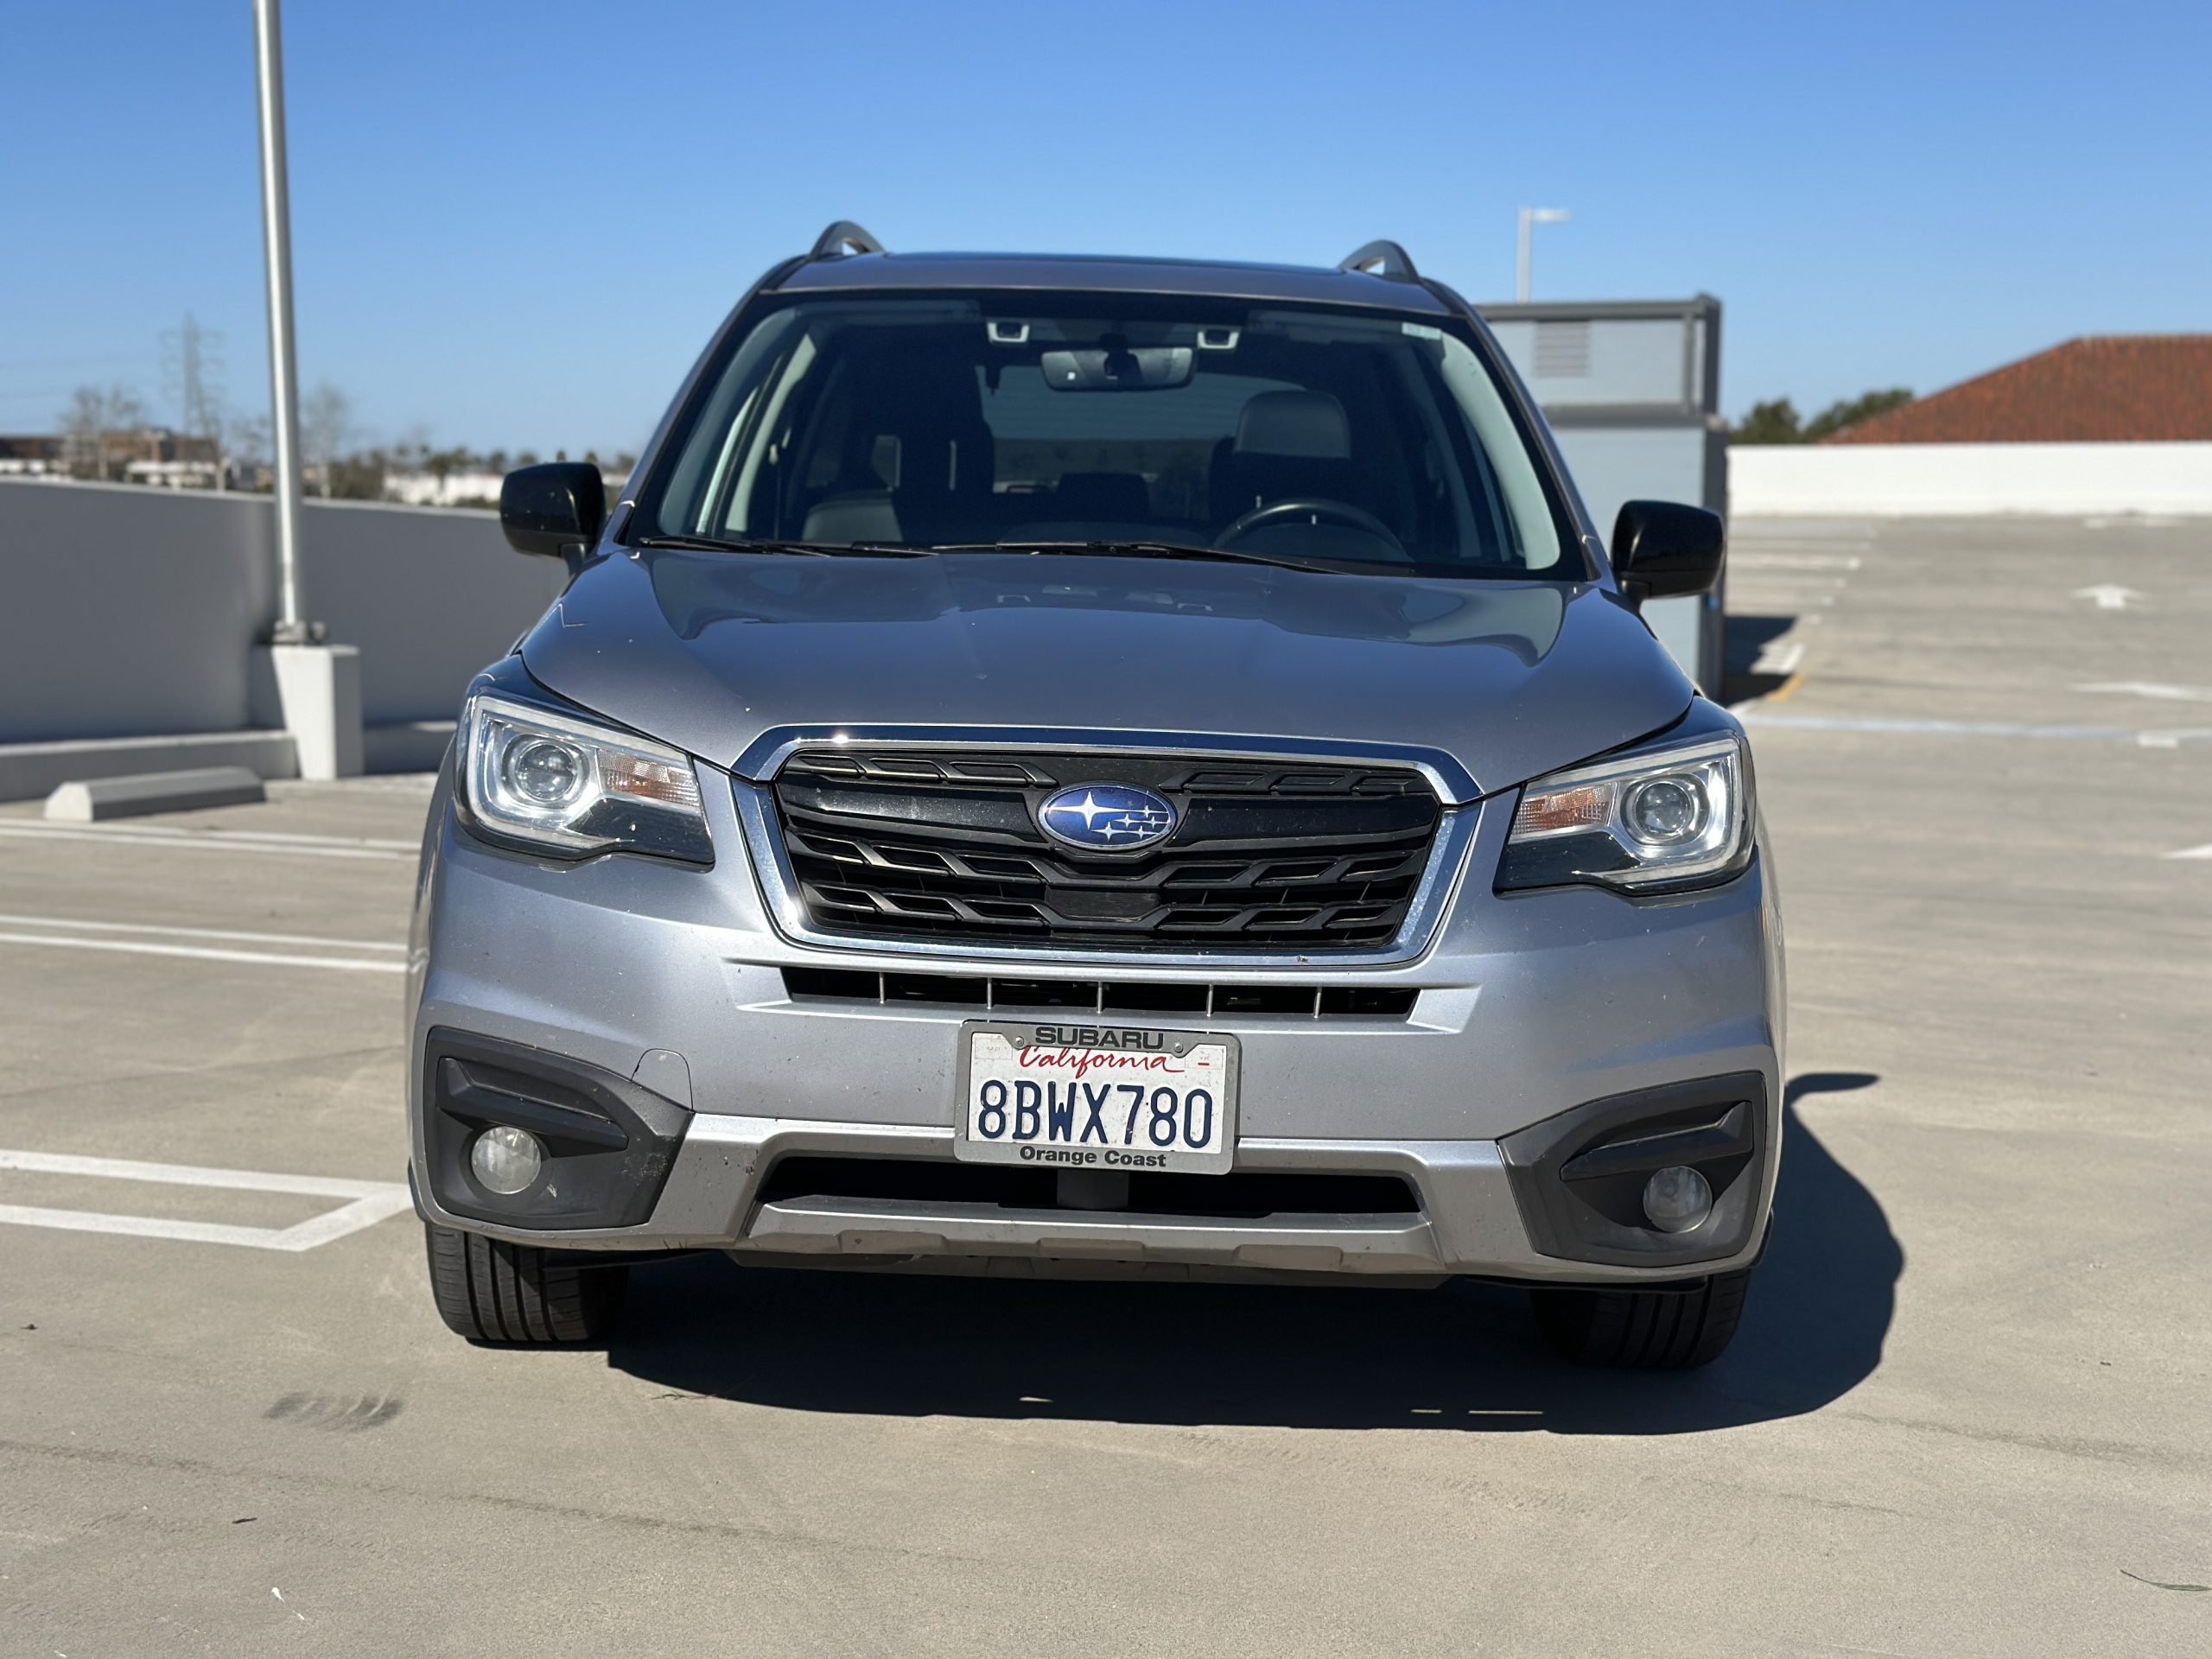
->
644;294;1567;577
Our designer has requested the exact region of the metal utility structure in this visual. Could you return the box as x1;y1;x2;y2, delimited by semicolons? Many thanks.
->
1483;296;1728;691
1515;207;1572;303
252;0;308;642
159;313;226;485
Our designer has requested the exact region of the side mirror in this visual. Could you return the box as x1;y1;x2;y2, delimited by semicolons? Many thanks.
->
1611;499;1725;601
499;462;607;561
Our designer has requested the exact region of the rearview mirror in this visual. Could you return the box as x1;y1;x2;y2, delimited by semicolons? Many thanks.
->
499;462;607;561
1040;345;1194;390
1611;500;1725;601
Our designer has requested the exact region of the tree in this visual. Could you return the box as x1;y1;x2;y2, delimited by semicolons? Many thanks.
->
227;413;272;490
1732;388;1915;445
301;382;355;496
1802;387;1913;442
58;387;106;477
1732;398;1801;445
56;384;149;480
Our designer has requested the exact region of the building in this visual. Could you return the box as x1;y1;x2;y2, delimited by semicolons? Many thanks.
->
1827;334;2212;444
0;435;70;477
384;469;506;508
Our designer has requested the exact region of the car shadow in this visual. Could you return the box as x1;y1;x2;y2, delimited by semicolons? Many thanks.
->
1721;612;1802;705
603;1073;1897;1433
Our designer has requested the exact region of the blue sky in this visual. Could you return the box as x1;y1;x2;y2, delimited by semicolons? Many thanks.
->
4;0;2205;455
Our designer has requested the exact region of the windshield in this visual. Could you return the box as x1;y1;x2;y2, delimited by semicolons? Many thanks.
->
639;293;1573;577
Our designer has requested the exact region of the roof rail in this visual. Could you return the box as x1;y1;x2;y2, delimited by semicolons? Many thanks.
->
809;220;887;260
1337;240;1420;283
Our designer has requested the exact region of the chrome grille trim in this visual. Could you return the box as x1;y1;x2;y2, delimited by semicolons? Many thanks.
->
729;724;1483;804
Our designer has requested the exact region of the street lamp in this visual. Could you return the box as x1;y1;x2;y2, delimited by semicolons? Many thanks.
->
252;0;308;642
1515;207;1572;303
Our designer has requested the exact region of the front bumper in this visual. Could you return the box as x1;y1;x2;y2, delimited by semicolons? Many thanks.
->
416;1111;1773;1285
406;758;1785;1287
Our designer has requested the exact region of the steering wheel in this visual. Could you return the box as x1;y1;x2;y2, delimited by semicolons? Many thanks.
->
1215;497;1408;556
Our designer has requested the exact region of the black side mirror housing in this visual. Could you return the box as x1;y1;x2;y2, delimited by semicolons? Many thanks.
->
1611;499;1726;601
499;462;607;562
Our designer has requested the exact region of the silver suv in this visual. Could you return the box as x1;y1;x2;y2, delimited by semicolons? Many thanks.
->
409;226;1782;1371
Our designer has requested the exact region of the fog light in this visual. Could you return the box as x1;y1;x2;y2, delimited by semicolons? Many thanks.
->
470;1125;543;1195
1642;1164;1713;1232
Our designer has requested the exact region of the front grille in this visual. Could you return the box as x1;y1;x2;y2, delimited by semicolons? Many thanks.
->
781;966;1419;1020
766;748;1444;952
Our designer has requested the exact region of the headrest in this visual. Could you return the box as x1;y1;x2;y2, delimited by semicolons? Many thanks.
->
1235;390;1351;461
1052;471;1149;519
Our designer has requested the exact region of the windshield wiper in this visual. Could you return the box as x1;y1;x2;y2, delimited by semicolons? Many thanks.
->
922;539;1334;574
633;533;930;558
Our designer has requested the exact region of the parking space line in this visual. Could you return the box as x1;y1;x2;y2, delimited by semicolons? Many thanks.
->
0;913;405;951
0;1149;413;1251
2;821;417;850
1740;712;2212;745
2078;682;2212;704
1732;553;1864;570
0;931;408;974
2166;843;2212;861
0;823;413;861
1;1148;401;1198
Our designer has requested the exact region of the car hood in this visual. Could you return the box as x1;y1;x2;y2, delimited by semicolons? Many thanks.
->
517;549;1693;799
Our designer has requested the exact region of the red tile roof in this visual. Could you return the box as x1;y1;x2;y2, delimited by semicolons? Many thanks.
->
1826;334;2212;444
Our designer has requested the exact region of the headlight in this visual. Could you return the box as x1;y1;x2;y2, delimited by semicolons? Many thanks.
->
1497;731;1750;893
459;693;712;864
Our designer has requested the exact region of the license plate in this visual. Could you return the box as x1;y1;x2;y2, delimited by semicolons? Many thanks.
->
954;1021;1239;1175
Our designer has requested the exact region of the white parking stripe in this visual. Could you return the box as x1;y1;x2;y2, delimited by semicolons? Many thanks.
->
0;823;413;861
0;1148;402;1198
0;1149;414;1251
3;820;416;850
0;931;408;973
1741;712;2212;746
2166;843;2212;861
2078;682;2212;704
1732;553;1864;570
0;913;405;951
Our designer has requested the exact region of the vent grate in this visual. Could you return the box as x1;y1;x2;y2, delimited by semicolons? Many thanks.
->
781;967;1419;1020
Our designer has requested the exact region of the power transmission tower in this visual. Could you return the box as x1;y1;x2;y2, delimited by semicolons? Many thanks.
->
161;313;227;443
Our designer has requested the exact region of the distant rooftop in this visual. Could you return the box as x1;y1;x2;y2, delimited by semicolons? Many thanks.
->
1828;334;2212;444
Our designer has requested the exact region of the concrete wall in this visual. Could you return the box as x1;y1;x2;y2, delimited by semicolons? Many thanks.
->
1549;425;1727;695
302;499;562;725
0;479;563;746
1729;442;2212;517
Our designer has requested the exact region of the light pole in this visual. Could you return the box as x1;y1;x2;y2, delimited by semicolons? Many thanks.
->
1515;206;1572;303
252;0;308;642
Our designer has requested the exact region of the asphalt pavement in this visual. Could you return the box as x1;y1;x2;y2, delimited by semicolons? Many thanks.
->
3;515;2208;1656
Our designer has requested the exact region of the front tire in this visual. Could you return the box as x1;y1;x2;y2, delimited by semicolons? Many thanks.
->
423;1221;627;1345
1529;1268;1751;1370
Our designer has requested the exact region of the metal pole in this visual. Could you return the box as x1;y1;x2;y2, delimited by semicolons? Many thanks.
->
253;0;309;643
1516;208;1571;304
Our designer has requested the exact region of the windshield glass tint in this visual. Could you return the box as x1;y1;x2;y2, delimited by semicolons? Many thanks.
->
645;295;1567;576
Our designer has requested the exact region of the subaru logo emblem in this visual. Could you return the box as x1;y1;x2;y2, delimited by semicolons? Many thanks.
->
1036;783;1178;852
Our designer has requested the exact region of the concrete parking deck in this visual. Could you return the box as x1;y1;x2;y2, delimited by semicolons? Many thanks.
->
3;517;2209;1656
